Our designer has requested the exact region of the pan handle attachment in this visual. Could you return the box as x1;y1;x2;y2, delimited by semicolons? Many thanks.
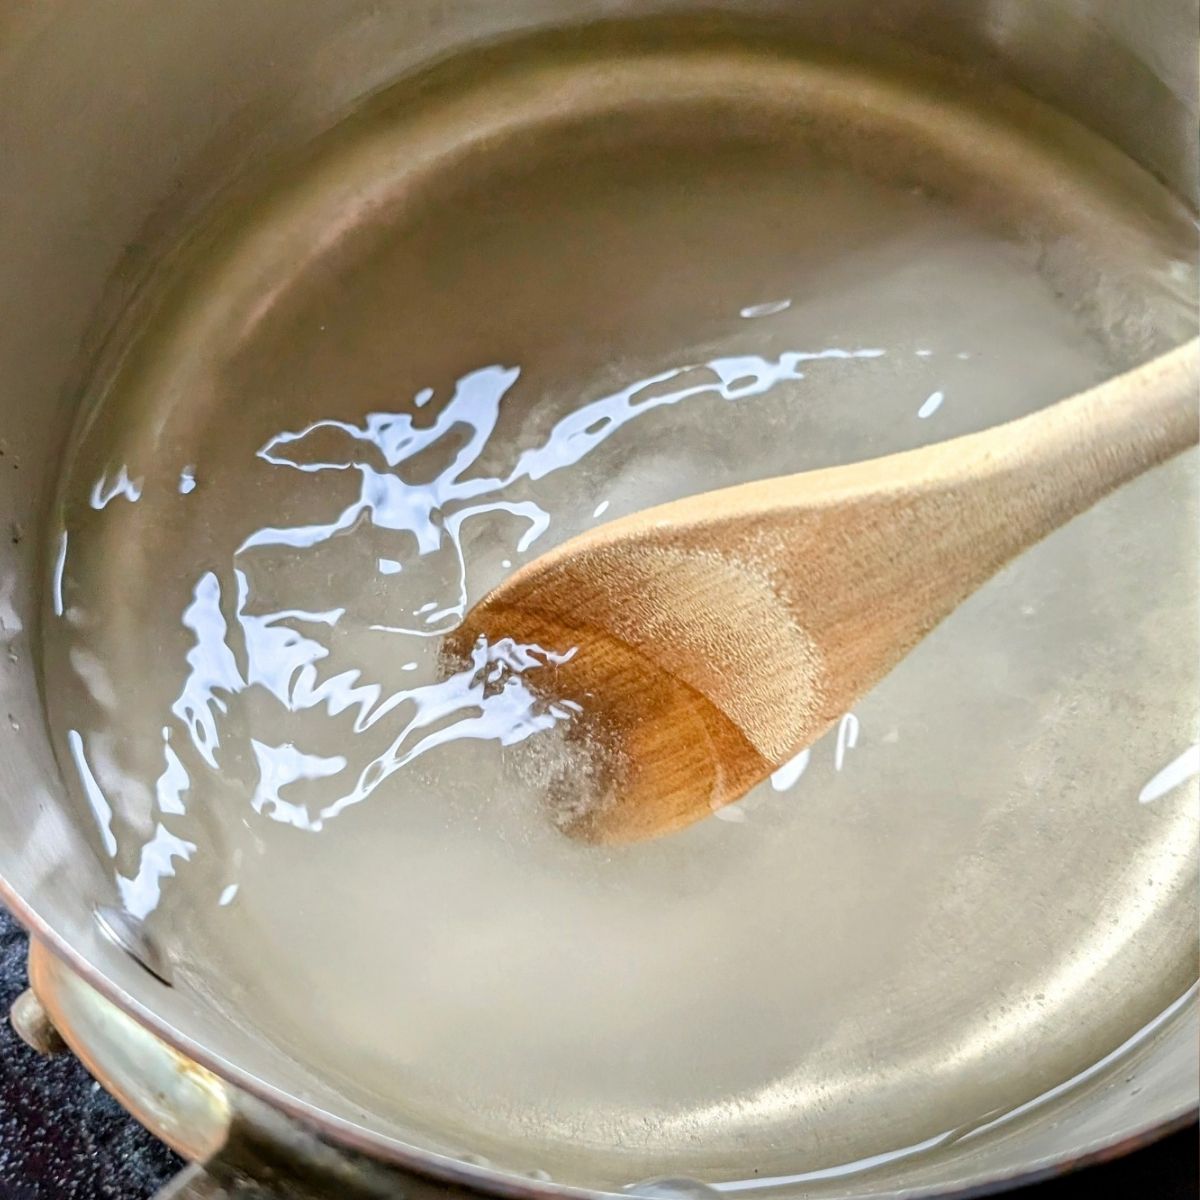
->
28;939;495;1200
9;987;67;1055
155;1162;261;1199
150;1098;455;1200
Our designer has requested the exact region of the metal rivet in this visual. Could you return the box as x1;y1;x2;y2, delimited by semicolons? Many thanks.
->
9;988;67;1056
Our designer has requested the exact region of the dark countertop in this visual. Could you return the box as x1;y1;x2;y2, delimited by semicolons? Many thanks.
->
0;910;180;1199
0;908;1194;1199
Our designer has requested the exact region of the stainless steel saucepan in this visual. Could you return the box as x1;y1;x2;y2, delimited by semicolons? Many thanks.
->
0;2;1195;1197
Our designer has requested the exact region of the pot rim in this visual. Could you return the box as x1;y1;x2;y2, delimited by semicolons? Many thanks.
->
3;873;1195;1199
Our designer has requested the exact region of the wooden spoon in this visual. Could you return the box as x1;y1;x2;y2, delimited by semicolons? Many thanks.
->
448;340;1199;844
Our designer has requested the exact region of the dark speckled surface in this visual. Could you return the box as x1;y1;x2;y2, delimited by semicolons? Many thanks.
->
0;906;1193;1199
0;909;180;1199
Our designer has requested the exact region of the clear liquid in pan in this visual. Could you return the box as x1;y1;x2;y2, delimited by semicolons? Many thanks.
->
41;33;1198;1190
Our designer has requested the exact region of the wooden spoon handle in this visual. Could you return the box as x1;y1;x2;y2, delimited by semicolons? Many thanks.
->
950;337;1200;547
707;338;1200;753
455;338;1198;844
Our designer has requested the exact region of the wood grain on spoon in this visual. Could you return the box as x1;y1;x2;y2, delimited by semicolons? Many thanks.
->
449;340;1199;844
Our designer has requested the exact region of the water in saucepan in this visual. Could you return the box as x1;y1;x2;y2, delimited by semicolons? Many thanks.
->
41;34;1198;1190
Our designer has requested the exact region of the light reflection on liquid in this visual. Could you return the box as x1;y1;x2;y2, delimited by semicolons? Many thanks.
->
89;465;143;510
238;347;882;635
64;342;886;921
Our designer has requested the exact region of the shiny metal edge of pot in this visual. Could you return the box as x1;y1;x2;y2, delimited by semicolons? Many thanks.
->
11;930;1199;1200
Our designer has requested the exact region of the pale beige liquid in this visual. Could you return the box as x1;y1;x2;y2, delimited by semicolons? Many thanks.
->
42;34;1198;1189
